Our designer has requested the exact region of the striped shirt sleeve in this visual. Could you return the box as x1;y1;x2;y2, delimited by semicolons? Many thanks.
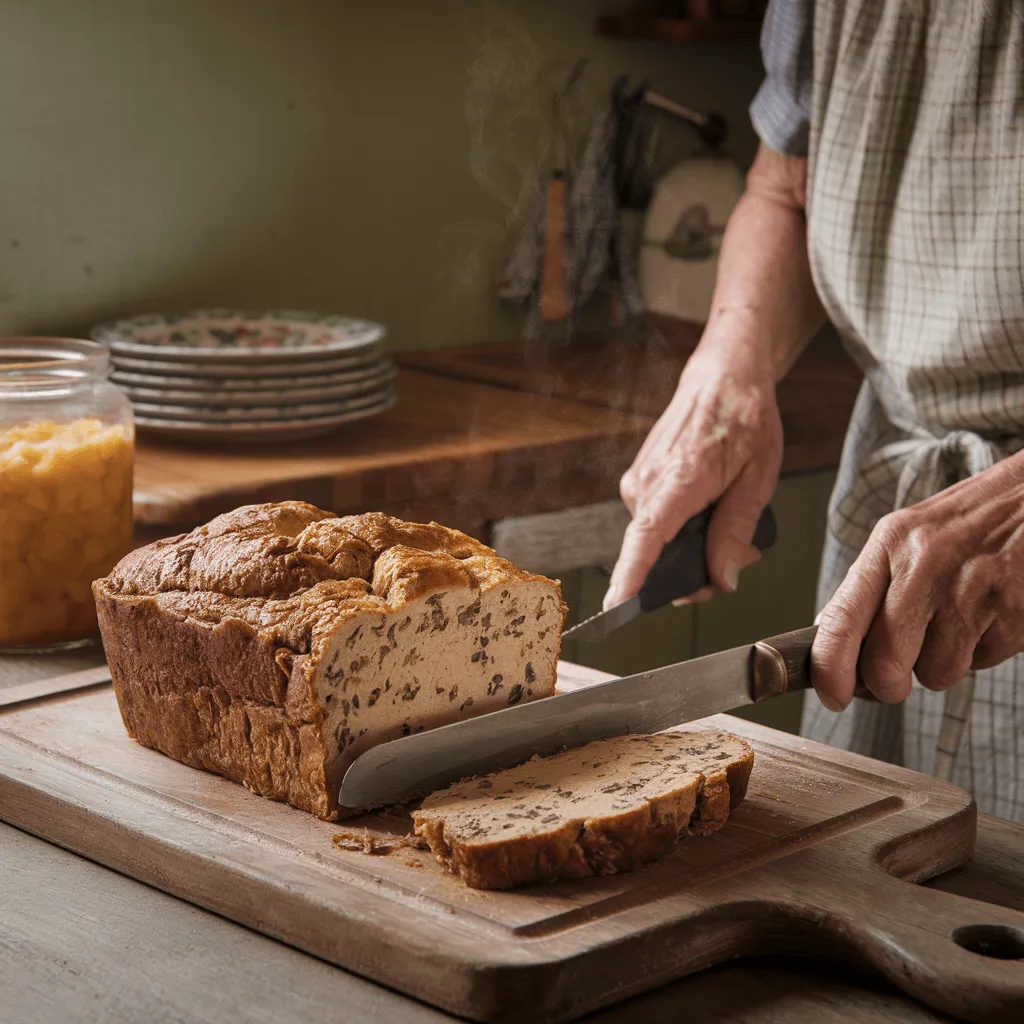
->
749;0;814;158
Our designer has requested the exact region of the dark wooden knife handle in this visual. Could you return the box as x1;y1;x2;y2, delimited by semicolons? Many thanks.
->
638;504;777;613
752;625;875;702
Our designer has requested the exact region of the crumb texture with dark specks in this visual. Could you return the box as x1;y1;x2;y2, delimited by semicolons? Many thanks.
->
412;730;753;890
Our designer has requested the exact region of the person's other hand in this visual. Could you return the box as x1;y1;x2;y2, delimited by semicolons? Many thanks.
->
812;454;1024;710
604;317;783;611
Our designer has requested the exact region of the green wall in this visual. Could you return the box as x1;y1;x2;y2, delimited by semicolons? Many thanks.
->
0;1;832;730
0;0;764;349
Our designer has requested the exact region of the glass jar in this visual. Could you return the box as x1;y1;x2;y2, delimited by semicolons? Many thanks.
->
0;339;134;652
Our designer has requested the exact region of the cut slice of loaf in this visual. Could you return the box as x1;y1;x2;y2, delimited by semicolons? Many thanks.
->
412;730;753;890
94;502;566;821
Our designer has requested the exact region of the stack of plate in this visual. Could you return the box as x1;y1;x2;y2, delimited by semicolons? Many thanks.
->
92;310;395;444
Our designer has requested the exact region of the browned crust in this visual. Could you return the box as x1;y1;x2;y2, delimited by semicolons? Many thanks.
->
413;736;754;890
93;502;565;822
687;751;753;837
109;676;331;818
94;568;334;816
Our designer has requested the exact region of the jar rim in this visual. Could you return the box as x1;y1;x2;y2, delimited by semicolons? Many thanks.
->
0;338;110;388
0;339;112;400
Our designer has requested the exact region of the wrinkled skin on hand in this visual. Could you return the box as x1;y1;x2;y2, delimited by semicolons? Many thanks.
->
813;452;1024;711
605;326;783;610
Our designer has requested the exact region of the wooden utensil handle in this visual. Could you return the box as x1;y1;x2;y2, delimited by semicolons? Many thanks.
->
752;624;875;702
539;176;568;323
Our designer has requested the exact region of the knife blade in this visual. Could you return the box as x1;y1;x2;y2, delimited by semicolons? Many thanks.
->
561;503;777;647
338;623;817;811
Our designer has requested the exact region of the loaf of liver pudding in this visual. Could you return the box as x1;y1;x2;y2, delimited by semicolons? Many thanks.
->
412;730;753;890
93;502;566;820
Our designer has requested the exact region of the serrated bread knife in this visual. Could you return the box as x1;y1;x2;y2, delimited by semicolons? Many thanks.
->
338;623;866;810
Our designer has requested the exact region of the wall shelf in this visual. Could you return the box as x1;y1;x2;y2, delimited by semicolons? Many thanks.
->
596;16;761;42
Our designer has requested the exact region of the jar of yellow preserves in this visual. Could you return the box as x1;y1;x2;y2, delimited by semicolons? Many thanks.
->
0;339;134;652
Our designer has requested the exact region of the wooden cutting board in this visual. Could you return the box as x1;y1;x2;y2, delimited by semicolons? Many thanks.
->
1;674;1022;1024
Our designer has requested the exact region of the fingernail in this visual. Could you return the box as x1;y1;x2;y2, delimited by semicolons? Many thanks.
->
813;610;822;626
818;692;845;713
603;586;620;610
723;561;740;593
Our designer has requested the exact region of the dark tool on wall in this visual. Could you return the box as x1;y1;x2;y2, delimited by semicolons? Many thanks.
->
613;76;656;212
643;90;727;149
612;78;729;215
561;503;777;647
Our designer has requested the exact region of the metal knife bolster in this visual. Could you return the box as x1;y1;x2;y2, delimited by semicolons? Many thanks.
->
751;625;816;701
750;624;874;704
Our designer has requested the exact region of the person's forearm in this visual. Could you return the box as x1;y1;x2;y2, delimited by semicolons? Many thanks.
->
701;143;827;382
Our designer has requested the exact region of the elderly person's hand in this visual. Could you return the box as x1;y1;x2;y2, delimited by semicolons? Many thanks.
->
604;143;824;613
812;453;1024;710
604;317;782;610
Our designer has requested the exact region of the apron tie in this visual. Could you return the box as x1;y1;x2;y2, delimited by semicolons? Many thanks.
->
891;429;1002;508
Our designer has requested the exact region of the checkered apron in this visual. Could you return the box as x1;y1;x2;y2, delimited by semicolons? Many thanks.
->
800;0;1024;822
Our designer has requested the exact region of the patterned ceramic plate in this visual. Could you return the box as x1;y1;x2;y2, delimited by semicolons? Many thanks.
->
115;365;395;408
110;359;393;393
93;310;386;363
130;385;394;423
134;393;396;445
110;347;387;379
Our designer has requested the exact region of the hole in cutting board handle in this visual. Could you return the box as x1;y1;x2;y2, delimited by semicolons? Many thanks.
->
952;924;1024;960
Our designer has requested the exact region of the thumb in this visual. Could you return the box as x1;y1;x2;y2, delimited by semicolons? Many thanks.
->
705;460;775;593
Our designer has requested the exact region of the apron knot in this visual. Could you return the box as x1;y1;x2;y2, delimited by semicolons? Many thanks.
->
827;418;1006;561
891;428;1001;509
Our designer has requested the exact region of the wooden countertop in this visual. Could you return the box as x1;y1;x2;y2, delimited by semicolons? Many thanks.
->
398;315;862;476
1;650;1019;1024
133;318;862;534
133;367;649;537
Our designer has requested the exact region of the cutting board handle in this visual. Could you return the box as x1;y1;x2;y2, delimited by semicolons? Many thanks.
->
810;866;1024;1022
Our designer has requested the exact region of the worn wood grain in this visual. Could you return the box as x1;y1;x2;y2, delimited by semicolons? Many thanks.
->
2;680;1021;1023
0;821;453;1024
596;958;961;1023
130;319;860;535
927;813;1024;913
0;664;111;710
0;646;106;689
132;368;651;534
0;652;1021;1024
398;315;863;476
0;821;959;1024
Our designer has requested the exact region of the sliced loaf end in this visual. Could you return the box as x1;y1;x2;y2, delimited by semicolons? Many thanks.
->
412;730;753;890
